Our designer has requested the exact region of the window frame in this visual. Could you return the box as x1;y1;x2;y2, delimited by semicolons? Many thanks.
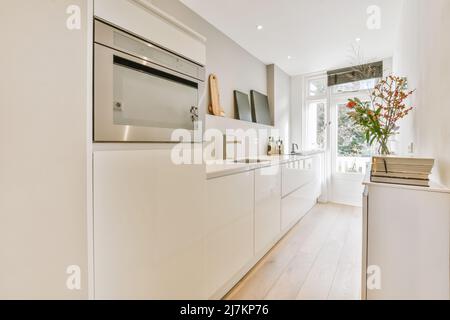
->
301;72;328;150
306;74;328;100
304;100;327;150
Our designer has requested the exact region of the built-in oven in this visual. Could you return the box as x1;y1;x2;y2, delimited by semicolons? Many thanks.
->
94;19;205;142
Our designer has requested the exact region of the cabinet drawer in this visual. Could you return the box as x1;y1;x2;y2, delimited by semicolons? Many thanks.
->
282;158;314;197
281;180;319;231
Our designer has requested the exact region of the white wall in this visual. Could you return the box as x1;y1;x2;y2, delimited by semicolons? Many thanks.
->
152;0;293;156
392;0;420;156
268;65;291;150
0;0;90;298
290;76;303;149
204;115;279;157
393;0;450;187
151;0;267;120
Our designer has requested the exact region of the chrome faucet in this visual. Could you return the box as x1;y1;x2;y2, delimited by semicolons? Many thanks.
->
223;135;242;160
291;143;299;155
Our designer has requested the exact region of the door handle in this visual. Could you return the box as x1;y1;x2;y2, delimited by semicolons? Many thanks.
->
114;101;123;111
190;106;199;122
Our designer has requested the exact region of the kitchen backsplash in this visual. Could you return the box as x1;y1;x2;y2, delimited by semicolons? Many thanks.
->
204;114;282;161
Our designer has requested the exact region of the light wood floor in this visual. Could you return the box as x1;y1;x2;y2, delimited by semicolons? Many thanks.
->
225;203;362;300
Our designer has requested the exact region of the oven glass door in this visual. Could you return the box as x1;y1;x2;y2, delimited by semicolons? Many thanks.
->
95;44;201;142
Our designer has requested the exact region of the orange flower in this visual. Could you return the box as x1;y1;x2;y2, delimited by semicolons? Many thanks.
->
347;101;357;109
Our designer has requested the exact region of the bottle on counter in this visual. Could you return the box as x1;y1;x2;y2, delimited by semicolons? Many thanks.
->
275;139;283;155
267;137;274;156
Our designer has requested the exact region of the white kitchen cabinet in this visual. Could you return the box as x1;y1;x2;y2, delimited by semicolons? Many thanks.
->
281;160;297;197
281;178;321;231
254;166;282;255
362;178;450;300
281;155;321;231
281;182;313;231
93;146;207;299
94;0;206;65
281;156;320;197
205;171;255;298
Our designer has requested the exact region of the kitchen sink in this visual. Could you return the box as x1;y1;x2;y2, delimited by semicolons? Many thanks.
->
291;149;324;156
234;159;270;164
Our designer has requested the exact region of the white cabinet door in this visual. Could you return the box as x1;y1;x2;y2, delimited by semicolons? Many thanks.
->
94;0;206;65
281;156;321;232
309;155;322;200
366;185;450;300
93;146;206;299
255;166;281;254
205;171;255;297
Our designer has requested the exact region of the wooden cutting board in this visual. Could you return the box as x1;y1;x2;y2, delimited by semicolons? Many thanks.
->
208;74;225;117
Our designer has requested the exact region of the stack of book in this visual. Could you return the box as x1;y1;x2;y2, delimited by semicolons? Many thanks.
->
371;156;434;187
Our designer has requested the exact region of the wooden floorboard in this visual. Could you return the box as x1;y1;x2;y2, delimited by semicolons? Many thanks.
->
225;203;362;300
328;206;362;300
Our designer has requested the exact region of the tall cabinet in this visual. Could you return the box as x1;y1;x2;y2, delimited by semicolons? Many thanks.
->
91;0;208;300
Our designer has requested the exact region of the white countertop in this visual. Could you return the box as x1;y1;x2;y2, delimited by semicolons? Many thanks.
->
363;172;450;194
206;151;324;180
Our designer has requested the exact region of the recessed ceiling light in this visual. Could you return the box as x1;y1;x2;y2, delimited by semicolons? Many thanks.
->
355;38;361;42
287;56;293;60
257;25;263;30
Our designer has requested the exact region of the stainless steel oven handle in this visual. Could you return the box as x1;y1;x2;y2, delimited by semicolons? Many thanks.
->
105;43;203;86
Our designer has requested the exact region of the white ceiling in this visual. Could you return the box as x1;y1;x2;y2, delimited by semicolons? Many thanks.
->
180;0;404;75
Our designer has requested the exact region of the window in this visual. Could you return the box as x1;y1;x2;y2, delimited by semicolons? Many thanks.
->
305;101;326;150
337;103;371;157
303;74;328;151
308;77;327;98
332;78;379;94
335;102;371;174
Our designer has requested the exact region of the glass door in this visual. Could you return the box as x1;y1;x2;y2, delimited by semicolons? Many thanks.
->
301;75;378;206
328;93;372;206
